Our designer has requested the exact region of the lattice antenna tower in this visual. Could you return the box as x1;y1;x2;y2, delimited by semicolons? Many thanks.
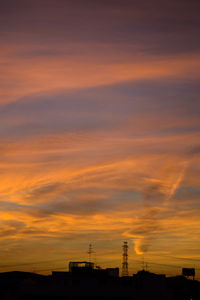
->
88;243;94;262
122;241;128;276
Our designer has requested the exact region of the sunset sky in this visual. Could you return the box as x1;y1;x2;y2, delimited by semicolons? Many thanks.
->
1;0;200;277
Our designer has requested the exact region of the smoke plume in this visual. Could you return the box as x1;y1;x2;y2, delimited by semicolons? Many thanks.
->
130;160;188;255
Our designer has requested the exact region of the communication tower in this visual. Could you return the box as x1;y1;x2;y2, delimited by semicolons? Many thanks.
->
122;241;128;276
88;243;93;262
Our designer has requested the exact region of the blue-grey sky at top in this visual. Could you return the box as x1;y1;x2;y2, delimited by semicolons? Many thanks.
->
1;0;200;52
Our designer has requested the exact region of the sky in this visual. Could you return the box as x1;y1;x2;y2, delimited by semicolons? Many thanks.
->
0;0;200;277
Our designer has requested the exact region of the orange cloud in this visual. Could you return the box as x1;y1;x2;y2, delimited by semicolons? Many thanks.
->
1;48;200;104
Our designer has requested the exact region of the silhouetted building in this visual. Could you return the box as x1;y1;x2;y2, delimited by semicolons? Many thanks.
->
182;267;195;280
69;261;94;272
52;271;71;282
105;268;119;277
2;270;200;299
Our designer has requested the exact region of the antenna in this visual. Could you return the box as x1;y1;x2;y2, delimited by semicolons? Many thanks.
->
142;255;145;270
141;256;148;271
88;243;94;262
145;262;149;271
122;241;128;276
